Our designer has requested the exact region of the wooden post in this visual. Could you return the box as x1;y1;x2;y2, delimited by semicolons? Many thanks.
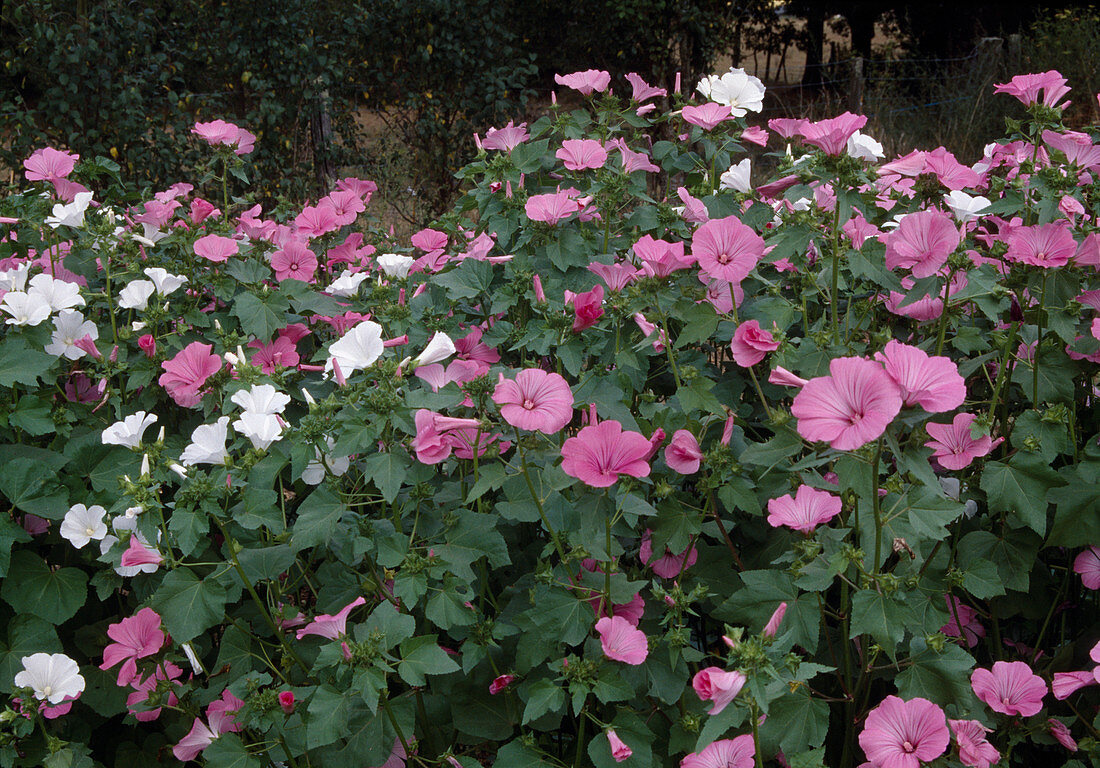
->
1006;34;1022;76
848;57;864;112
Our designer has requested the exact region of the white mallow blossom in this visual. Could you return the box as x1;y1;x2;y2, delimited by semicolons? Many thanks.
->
102;411;157;448
118;279;156;310
0;263;29;292
44;191;94;229
59;503;108;548
230;384;290;415
233;411;284;451
136;222;169;247
14;653;85;704
376;252;415;279
46;310;98;359
143;267;188;295
414;332;455;367
695;68;765;116
1;291;52;327
719;159;752;193
28;273;85;312
302;437;351;485
944;190;991;223
327;270;370;297
180;417;231;466
846;131;884;161
325;320;384;379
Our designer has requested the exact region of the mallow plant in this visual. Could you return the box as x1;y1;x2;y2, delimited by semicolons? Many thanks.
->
0;66;1097;768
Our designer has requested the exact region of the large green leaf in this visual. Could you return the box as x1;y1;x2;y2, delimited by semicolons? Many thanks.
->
980;455;1064;535
397;635;460;686
1;550;87;623
896;637;979;711
152;568;228;643
0;615;62;694
291;486;346;552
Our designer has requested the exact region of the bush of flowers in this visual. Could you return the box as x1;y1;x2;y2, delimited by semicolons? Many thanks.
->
0;66;1098;768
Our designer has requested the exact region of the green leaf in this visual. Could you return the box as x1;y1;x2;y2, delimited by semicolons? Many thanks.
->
1;551;87;623
0;338;54;387
980;455;1065;535
0;514;30;577
522;678;565;724
168;505;208;557
0;615;61;694
434;260;494;299
493;740;555;768
307;685;353;748
896;636;979;710
398;635;460;686
715;570;820;652
960;558;1005;599
362;602;415;650
905;487;964;542
1047;464;1100;547
201;734;262;768
237;544;296;584
10;396;55;435
426;584;476;629
527;586;592;645
231;290;290;339
849;589;907;655
291;486;346;552
152;568;228;643
0;459;68;518
361;452;408;504
434;512;509;580
761;690;829;755
675;303;719;349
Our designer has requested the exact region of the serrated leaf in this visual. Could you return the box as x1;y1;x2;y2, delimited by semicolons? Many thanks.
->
896;636;979;710
522;678;565;724
398;635;459;686
361;453;408;503
152;568;227;643
1;551;87;623
291;486;345;551
849;589;906;655
980;456;1065;535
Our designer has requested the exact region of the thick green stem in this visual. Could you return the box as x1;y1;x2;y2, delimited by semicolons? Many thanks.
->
871;438;884;574
934;269;954;356
517;432;567;561
830;199;842;344
750;699;764;768
988;321;1020;428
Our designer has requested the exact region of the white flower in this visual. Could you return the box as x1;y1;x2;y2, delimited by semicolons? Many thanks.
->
102;411;157;448
791;197;812;212
180;417;231;466
181;643;204;675
101;518;160;576
376;253;415;279
118;280;156;310
327;270;371;297
695;68;766;116
143;267;188;295
44;191;94;229
14;653;85;704
233;411;284;451
301;437;350;485
1;291;52;326
44;310;97;360
414;332;455;367
325;320;384;379
0;263;29;292
137;222;168;246
944;190;991;223
124;505;144;519
230;384;290;415
59;504;108;549
28;273;85;312
719;159;752;193
846;131;884;161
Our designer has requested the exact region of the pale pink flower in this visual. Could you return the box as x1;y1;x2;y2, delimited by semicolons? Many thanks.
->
664;429;702;474
612;139;661;174
100;608;164;686
763;602;787;638
1073;546;1100;589
633;312;667;352
859;696;949;768
925;413;1000;471
692;215;765;284
296;597;366;640
875;340;966;413
571;284;604;332
692;667;746;715
971;660;1047;717
561;417;651;487
791;357;903;450
729;320;779;367
676;187;710;224
681;735;756;768
554;69;611;95
321;189;365;227
682;103;734;130
295;203;340;239
24;147;79;182
624;72;666;102
525;190;582;225
482;121;529;152
633;235;693;277
607;730;632;762
640;530;698;578
1052;671;1096;699
767;485;842;533
557;139;607;171
193;234;239;263
172;694;243;763
594;615;648;665
410;410;484;465
191;119;254;154
994;70;1071;109
493;369;573;433
883;209;960;278
588;261;640;292
949;719;1000;768
799;112;868;156
769;366;808;387
1004;222;1077;268
941;596;985;648
270;241;318;283
120;535;163;571
126;662;182;722
159;342;222;408
741;125;769;146
1048;719;1077;752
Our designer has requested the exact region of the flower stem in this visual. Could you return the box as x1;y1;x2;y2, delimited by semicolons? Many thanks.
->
934;269;954;356
871;437;884;574
517;431;567;562
1033;271;1048;405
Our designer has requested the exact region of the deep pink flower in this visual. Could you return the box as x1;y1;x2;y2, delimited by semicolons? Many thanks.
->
248;335;300;373
488;674;515;695
994;70;1071;109
588;261;640;292
1052;671;1096;700
24;147;79;182
159;342;222;408
525;190;582;225
556;139;607;171
692;667;746;715
321;189;365;227
606;730;632;762
571;284;605;332
296;597;366;641
607;138;661;174
884;210;960;278
554;69;611;95
664;429;702;474
561;417;651;487
682;103;734;130
278;691;295;713
172;693;243;763
791;357;903;451
101;608;165;686
925;413;1000;471
138;334;156;359
875;340;966;412
1074;546;1100;589
633;235;693;277
859;696;949;768
493;369;573;433
126;662;182;722
1048;719;1077;752
767;485;842;533
763;602;787;638
191;119;254;155
941;596;986;648
190;198;220;224
799;112;868;156
594;615;648;665
769;366;808;388
453;326;500;372
270;241;319;282
692;215;765;284
971;660;1047;717
640;530;698;578
193;234;239;263
482;121;529;152
949;719;1000;768
410;410;484;465
729;320;779;367
884;273;968;321
295;203;340;239
1004;222;1077;268
681;735;756;768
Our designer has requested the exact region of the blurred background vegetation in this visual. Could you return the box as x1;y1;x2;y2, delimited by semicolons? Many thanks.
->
2;0;1099;227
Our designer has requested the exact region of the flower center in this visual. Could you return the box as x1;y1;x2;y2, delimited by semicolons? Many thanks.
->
716;252;732;265
902;740;915;753
522;398;536;410
85;526;94;536
42;685;52;696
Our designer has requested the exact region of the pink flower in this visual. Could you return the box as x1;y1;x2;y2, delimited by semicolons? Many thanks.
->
561;417;652;488
791;357;903;450
664;429;703;474
24;147;79;182
191;119;254;155
190;198;220;224
799;112;868;156
859;696;949;768
682;103;734;130
676;187;710;224
883;210;960;278
741;125;769;146
594;615;648;665
193;234;239;263
489;674;515;695
482;121;529;152
126;662;182;722
994;70;1071;109
296;596;366;640
633;235;693;277
172;693;243;763
875;340;966;413
769;366;808;388
610;139;661;174
767;485;842;533
763;602;787;638
729;320;779;367
1048;719;1077;752
270;241;319;282
625;72;666;102
607;730;632;762
138;334;156;359
589;261;640;292
571;284;605;332
1052;671;1097;699
100;608;164;686
941;596;986;648
525;190;582;225
278;691;295;713
493;369;573;434
949;719;1000;768
1004;222;1077;268
295;203;340;239
971;660;1047;717
556;139;607;171
1074;546;1100;589
321;190;365;227
410;410;486;465
554;69;611;95
248;335;300;373
159;342;222;408
692;667;746;715
924;413;1000;470
681;735;756;768
692;215;765;284
120;536;163;570
640;530;698;578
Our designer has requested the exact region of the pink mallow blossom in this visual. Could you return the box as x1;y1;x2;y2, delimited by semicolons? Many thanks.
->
664;429;702;474
606;730;632;762
159;342;222;408
858;696;950;768
971;660;1047;717
554;69;611;95
492;369;573;434
729;320;779;367
692;667;746;715
994;70;1071;109
941;596;986;648
681;735;756;768
561;416;651;487
296;596;366;640
767;485;842;533
193;234;239;263
692;215;765;284
556;139;607;171
100;608;165;686
640;530;698;578
949;719;1000;768
883;209;960;279
594;615;648;665
924;413;1001;471
1073;546;1100;589
270;240;318;282
791;357;903;451
1004;222;1077;268
570;284;605;332
875;340;966;413
172;690;244;762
